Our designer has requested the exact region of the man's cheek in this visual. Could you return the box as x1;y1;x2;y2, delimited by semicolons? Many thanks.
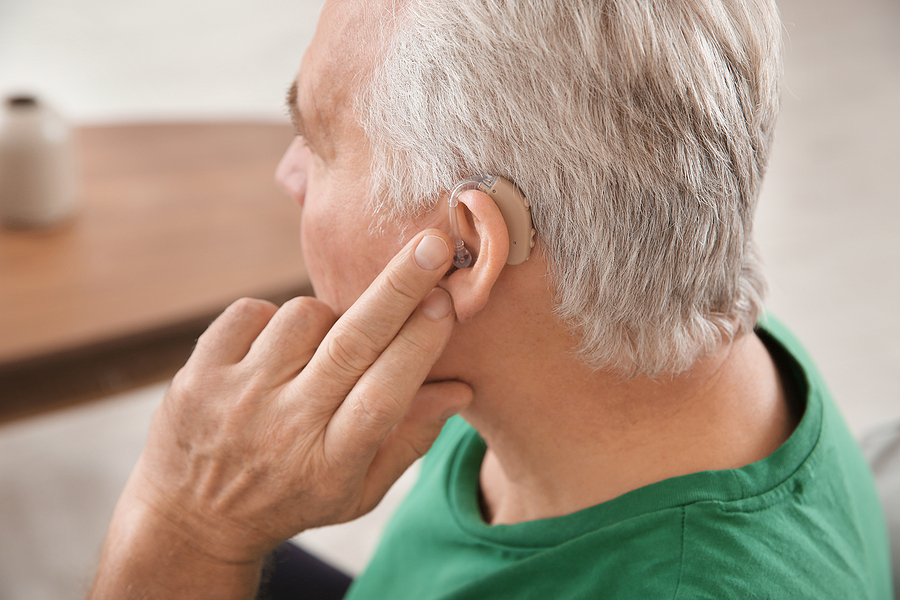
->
300;212;340;301
299;230;363;314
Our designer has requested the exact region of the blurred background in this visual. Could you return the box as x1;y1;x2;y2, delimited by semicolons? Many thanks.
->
0;0;897;597
0;0;318;123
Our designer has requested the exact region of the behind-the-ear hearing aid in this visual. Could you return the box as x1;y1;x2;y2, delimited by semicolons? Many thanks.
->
448;175;535;268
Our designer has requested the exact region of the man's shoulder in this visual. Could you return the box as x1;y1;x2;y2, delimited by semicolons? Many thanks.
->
672;314;893;598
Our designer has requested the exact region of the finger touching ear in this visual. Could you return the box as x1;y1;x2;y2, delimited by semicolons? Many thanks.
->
443;190;509;323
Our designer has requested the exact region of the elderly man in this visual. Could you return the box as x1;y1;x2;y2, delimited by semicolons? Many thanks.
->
89;0;892;598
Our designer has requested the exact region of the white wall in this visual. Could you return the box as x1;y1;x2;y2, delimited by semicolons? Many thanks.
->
0;0;324;123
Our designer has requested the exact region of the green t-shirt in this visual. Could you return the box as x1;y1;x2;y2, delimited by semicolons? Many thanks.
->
346;317;893;599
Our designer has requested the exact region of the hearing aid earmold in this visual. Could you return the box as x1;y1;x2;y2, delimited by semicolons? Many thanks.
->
448;175;535;269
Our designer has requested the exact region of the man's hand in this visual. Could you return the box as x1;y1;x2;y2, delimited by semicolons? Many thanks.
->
89;231;471;599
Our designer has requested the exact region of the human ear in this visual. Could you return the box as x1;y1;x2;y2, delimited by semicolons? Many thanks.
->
442;190;510;323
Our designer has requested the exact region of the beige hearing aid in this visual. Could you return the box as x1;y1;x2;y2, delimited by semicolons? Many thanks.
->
448;175;536;268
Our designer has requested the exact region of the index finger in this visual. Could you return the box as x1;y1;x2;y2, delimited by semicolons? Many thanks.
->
301;229;453;404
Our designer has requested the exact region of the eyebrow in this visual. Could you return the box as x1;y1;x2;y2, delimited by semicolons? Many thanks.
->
286;81;305;138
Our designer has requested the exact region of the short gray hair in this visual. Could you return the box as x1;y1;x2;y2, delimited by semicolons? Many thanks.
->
358;0;781;376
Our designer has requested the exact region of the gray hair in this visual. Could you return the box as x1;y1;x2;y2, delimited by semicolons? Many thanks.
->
358;0;781;376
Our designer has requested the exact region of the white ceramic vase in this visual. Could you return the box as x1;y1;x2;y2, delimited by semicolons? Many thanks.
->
0;95;78;229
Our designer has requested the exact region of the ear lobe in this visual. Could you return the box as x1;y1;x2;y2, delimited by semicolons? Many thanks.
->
442;190;509;323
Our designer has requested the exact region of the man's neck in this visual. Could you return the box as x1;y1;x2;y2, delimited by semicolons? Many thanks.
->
458;331;798;526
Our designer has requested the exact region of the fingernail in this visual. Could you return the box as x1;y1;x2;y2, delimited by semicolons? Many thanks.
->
421;288;452;320
415;235;449;270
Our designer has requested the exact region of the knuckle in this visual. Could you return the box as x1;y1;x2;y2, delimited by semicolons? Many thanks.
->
324;325;381;377
280;296;335;330
231;296;275;314
169;366;193;397
400;433;435;461
228;297;278;323
395;322;443;357
350;386;404;431
381;269;423;304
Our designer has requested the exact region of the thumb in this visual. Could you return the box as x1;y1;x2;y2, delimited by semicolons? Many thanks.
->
358;381;473;514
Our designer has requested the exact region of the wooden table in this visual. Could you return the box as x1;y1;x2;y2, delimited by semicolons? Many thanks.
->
0;122;312;422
